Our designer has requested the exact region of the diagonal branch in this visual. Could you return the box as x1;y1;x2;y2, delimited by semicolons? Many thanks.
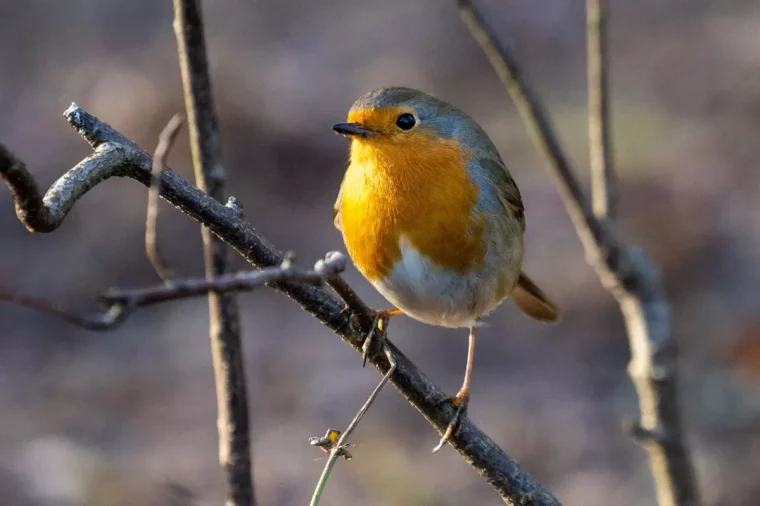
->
457;1;699;505
309;342;397;506
0;104;561;506
172;0;253;504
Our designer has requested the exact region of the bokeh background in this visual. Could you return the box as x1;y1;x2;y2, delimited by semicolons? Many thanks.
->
2;0;760;504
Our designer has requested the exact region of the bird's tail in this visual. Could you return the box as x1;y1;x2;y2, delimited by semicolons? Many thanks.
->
512;272;559;323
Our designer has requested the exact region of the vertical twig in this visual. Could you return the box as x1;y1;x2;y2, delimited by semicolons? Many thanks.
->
587;0;616;219
457;1;699;505
147;114;184;281
310;343;397;506
173;1;254;505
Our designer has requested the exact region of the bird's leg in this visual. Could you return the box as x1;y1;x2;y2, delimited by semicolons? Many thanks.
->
361;308;402;367
432;326;476;453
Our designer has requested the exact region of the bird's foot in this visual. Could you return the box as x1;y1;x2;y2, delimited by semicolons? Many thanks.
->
432;390;469;453
361;308;401;367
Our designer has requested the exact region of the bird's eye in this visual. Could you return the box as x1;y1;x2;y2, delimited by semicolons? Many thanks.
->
395;113;416;130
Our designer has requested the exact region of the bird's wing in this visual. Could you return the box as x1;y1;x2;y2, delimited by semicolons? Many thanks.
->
478;156;525;231
333;183;343;231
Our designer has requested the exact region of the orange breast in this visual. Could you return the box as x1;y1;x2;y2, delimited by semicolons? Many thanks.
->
339;132;485;281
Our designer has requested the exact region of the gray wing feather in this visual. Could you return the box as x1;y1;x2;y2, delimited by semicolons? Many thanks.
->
477;156;525;232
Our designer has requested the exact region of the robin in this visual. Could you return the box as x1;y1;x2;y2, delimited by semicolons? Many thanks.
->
332;87;558;452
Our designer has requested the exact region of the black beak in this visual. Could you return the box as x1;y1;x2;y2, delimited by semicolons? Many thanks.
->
332;122;376;138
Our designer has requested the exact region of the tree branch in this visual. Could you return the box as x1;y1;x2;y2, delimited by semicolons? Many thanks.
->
0;253;346;330
101;252;346;306
0;287;133;330
0;141;130;233
457;1;699;505
586;0;616;219
1;103;561;505
172;0;253;504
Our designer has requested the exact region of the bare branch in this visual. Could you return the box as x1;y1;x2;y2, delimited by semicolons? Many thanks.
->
172;0;253;503
0;105;562;505
0;139;128;233
587;0;616;219
309;342;397;506
457;1;699;505
2;104;561;504
0;254;344;332
147;114;184;281
0;288;132;330
102;252;346;306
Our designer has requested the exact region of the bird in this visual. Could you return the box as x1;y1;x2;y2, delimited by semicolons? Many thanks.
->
331;87;558;452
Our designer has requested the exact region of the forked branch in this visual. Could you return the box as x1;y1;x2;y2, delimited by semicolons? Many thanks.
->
0;104;561;506
0;253;347;331
456;1;699;505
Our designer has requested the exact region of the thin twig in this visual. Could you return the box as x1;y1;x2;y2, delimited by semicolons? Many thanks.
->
0;289;133;330
147;114;184;281
310;342;397;506
457;1;699;505
173;0;253;503
0;254;345;331
102;252;345;306
587;0;615;219
0;105;563;505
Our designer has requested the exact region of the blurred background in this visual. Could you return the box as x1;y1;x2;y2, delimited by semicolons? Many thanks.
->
1;0;760;504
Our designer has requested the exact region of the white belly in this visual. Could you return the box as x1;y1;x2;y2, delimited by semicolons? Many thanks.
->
372;236;520;328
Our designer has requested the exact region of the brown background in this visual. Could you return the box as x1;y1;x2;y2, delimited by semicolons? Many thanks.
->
2;1;760;504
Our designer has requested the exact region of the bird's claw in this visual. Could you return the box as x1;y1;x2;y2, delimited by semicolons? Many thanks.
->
361;311;393;367
432;394;469;453
361;329;378;367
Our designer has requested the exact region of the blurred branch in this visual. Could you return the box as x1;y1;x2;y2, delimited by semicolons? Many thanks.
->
172;0;253;503
0;253;345;330
0;288;132;330
309;340;397;506
586;0;616;219
0;104;561;505
457;1;699;505
147;114;183;281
